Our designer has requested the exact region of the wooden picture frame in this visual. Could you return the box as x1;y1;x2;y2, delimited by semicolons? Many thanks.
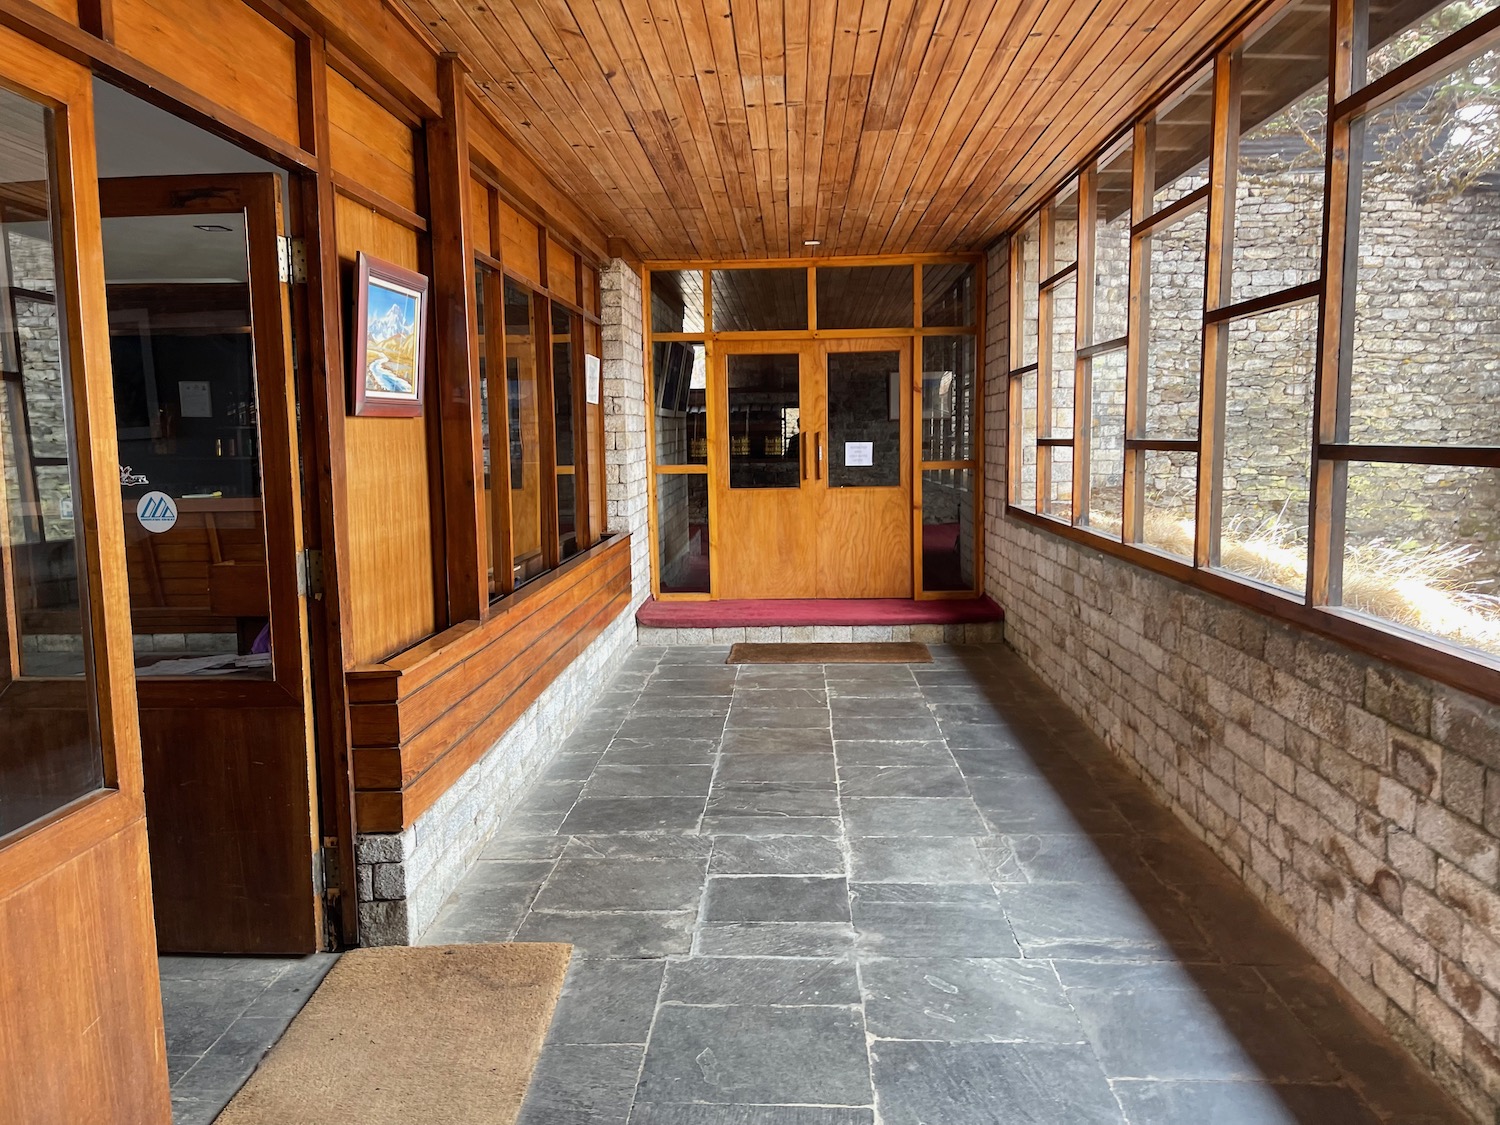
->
350;251;428;417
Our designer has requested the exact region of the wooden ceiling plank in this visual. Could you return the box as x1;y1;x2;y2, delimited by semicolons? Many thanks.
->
698;0;769;254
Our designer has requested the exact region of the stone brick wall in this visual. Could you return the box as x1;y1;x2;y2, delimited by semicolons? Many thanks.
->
355;258;652;945
985;236;1500;1123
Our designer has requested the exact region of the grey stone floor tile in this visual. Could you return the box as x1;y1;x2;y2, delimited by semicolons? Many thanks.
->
713;754;837;788
515;910;698;958
638;1004;872;1107
870;1040;1123;1125
721;729;835;755
560;796;707;835
1109;1079;1382;1124
629;1105;874;1124
825;681;925;700
533;858;709;913
837;764;969;798
847;836;990;883
940;722;1026;751
997;881;1214;960
157;956;287;985
517;1043;644;1125
602;738;722;766
239;955;337;1019
734;670;828;689
477;830;569;860
168;1053;199;1084
827;697;932;719
703;876;851;923
823;665;917;683
852;882;1000;904
695;922;858;958
421;896;530;944
860;956;1084;1043
586;765;717;799
840;796;987;837
985;833;1157;885
563;835;716;861
1068;981;1341;1082
169;1014;283;1097
727;708;833;730
831;716;942;742
699;814;845;836
619;715;731;741
496;809;571;835
852;899;1020;958
157;977;271;1056
709;835;846;875
707;784;840;818
1052;960;1264;993
730;688;828;708
461;859;557;890
662;956;861;1006
548;959;668;1045
1176;882;1321;967
539;753;610;782
832;740;952;768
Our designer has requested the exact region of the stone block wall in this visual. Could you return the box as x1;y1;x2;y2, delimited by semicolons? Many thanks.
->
355;258;651;944
985;237;1500;1122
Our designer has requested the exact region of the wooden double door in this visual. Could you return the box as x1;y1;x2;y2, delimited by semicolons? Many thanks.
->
714;339;912;599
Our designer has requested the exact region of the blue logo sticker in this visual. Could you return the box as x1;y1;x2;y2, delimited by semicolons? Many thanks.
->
136;490;179;534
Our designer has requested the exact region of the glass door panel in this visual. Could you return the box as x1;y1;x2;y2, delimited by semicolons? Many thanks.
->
826;350;901;489
726;352;803;489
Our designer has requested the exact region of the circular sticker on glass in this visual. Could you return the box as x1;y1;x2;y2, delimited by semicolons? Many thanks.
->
136;491;179;534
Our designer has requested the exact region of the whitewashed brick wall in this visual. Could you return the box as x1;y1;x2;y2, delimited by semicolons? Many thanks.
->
984;236;1500;1123
355;259;651;945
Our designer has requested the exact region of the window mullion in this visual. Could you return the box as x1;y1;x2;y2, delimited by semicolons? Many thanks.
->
1122;119;1153;544
1074;164;1096;528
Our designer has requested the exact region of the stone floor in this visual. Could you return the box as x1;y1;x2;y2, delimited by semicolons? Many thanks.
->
422;644;1468;1125
160;952;337;1124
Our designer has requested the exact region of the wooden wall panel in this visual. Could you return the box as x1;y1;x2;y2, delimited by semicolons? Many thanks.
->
547;235;577;302
111;0;301;146
32;0;79;22
471;176;493;258
347;535;631;831
327;66;418;211
0;821;170;1125
335;195;438;664
498;198;542;287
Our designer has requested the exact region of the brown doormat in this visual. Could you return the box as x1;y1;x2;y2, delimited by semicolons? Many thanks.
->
215;943;570;1125
727;642;932;664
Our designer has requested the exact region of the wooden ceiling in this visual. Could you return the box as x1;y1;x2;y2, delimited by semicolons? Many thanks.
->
401;0;1264;259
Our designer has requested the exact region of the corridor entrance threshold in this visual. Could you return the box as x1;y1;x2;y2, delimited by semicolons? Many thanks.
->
636;595;1004;630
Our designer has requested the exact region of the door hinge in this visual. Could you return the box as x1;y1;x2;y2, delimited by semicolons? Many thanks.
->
277;236;308;284
298;547;325;598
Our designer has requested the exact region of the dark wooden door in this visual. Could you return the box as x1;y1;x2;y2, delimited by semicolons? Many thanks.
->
98;175;321;954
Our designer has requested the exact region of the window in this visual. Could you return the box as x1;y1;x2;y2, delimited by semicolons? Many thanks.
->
1008;0;1500;678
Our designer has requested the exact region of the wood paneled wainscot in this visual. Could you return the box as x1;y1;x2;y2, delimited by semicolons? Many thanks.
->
347;534;631;832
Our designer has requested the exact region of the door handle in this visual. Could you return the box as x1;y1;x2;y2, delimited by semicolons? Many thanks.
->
814;432;822;481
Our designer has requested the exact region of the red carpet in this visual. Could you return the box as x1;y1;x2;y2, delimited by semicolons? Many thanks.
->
636;595;1003;629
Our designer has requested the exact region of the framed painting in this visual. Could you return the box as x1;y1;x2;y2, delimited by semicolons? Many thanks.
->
351;252;428;417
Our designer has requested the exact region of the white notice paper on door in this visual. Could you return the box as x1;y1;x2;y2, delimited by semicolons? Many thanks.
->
845;441;873;467
586;354;602;404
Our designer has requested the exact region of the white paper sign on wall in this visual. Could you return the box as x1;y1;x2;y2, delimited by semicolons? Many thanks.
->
586;354;602;404
845;441;874;467
137;491;179;534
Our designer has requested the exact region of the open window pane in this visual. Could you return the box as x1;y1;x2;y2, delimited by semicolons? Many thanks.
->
1340;462;1499;658
657;474;709;593
922;263;976;327
1348;44;1500;446
1143;449;1197;558
1219;303;1316;592
1151;69;1214;211
816;265;913;329
652;341;707;466
1092;141;1134;344
650;269;706;333
923;468;975;590
1231;2;1329;304
0;86;105;835
1144;209;1207;439
506;280;547;586
1086;349;1128;537
711;268;808;332
922;335;975;461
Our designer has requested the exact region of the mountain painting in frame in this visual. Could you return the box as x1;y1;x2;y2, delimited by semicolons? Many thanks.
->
351;252;429;417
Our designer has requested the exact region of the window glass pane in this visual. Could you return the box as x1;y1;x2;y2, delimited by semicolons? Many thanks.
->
1220;303;1316;592
478;265;494;593
923;468;975;591
1231;3;1329;304
827;350;901;488
922;263;975;327
103;208;274;677
1151;69;1214;211
1092;141;1134;344
1015;371;1038;511
551;302;576;466
1365;0;1500;86
1086;349;1127;537
922;335;975;461
557;472;577;560
1143;449;1197;557
1;87;105;835
711;268;808;331
1042;446;1074;521
652;341;707;466
1018;219;1039;366
1144;209;1207;438
1341;463;1499;658
1348;45;1500;446
657;473;710;593
816;265;914;329
727;353;801;489
1049;274;1077;439
1052;181;1079;270
650;269;705;333
505;279;546;586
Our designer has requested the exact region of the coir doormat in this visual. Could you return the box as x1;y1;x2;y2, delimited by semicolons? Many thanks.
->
215;943;570;1125
727;642;932;664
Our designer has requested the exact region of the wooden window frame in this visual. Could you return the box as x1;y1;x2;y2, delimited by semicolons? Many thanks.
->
1002;0;1500;704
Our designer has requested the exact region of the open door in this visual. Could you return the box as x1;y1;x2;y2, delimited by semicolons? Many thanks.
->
0;28;171;1123
98;174;321;954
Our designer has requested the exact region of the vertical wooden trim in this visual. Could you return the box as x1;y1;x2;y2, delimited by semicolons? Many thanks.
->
1122;119;1154;543
570;307;591;548
536;291;561;569
1007;237;1024;507
295;35;358;947
1309;0;1361;606
1074;165;1097;526
1197;50;1239;569
483;265;516;599
807;264;818;332
1036;202;1055;512
427;53;485;624
972;255;986;590
76;0;113;41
